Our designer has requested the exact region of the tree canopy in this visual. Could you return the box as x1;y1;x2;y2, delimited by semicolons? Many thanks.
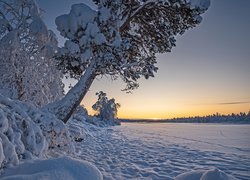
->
55;0;210;91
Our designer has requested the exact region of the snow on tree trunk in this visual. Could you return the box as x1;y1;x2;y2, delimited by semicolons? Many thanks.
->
45;61;96;123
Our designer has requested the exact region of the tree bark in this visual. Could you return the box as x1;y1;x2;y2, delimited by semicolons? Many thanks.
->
44;61;96;123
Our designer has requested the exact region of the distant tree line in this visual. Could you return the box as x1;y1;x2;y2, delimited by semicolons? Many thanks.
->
121;111;250;123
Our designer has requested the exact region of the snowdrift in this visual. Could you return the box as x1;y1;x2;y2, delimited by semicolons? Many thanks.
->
0;94;73;170
0;94;104;179
0;156;102;180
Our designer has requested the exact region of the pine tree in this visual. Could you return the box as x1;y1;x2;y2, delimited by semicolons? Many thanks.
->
46;0;210;122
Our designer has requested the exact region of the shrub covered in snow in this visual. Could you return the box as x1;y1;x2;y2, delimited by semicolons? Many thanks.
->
0;94;73;171
92;91;120;126
0;0;64;107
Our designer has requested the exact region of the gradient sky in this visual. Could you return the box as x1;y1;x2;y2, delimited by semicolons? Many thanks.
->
37;0;250;119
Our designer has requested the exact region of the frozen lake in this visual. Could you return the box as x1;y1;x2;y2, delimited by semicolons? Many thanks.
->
77;123;250;179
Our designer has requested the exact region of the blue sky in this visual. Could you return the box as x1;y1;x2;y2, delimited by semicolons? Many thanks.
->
37;0;250;118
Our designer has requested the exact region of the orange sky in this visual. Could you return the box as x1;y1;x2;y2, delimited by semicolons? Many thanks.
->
81;75;250;119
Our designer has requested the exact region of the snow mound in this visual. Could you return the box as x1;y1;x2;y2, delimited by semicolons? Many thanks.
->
67;118;87;143
55;3;97;39
175;168;237;180
85;116;120;127
0;156;103;180
0;94;73;170
67;114;101;142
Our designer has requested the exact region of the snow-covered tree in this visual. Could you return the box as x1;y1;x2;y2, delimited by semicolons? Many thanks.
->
92;91;120;122
0;0;64;107
46;0;210;123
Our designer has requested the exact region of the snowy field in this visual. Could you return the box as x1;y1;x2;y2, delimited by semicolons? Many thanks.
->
77;123;250;180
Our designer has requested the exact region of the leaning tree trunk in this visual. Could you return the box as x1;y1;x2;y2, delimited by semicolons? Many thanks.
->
44;61;96;123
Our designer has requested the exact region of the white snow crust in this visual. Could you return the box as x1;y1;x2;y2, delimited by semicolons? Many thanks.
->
175;168;237;180
1;111;249;179
0;94;73;170
76;123;249;179
0;156;102;180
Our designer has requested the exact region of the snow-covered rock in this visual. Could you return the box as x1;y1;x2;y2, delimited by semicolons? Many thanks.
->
0;156;103;180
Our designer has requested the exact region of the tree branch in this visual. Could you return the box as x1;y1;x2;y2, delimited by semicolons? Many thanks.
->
120;0;158;32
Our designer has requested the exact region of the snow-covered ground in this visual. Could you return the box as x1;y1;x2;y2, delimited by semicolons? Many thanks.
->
0;157;102;180
77;123;250;180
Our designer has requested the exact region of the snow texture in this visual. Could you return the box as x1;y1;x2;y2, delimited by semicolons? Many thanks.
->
1;112;248;179
0;94;73;171
0;156;102;180
175;168;237;180
76;123;249;179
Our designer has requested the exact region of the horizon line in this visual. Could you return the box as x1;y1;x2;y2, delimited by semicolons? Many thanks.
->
117;110;250;120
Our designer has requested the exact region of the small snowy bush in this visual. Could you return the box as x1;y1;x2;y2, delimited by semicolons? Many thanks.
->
92;91;120;126
0;94;73;171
